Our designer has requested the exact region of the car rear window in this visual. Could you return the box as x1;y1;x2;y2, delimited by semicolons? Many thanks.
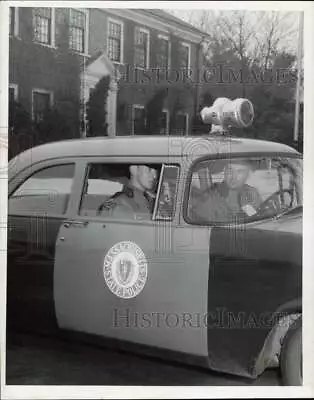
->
9;164;75;215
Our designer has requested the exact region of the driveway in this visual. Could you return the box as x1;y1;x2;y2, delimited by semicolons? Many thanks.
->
6;332;281;386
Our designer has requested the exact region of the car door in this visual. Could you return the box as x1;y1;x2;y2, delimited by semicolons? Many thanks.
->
184;153;303;376
53;158;211;358
7;161;76;332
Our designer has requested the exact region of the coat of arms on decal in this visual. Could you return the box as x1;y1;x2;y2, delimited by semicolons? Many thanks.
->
103;241;148;299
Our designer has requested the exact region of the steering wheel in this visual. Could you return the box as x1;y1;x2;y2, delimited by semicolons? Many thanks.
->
255;189;294;217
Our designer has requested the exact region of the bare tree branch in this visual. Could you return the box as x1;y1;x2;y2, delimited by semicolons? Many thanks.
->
166;9;299;67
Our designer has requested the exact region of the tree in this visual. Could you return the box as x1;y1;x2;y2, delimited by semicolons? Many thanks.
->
251;12;298;69
54;8;81;137
8;100;33;159
191;90;214;135
166;9;302;148
34;106;77;144
86;75;111;137
168;9;298;66
168;87;188;135
145;88;168;134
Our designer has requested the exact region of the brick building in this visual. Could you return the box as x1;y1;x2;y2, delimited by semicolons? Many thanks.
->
9;7;209;150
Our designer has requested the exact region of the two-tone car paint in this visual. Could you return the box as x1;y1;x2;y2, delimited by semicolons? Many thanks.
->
7;135;302;379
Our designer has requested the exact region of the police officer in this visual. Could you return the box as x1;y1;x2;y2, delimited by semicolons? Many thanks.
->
218;160;262;215
97;164;158;219
195;160;262;222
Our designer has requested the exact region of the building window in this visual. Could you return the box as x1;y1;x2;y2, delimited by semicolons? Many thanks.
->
33;7;54;46
9;7;19;36
179;42;191;70
107;19;123;63
156;35;170;69
9;84;18;103
172;113;189;136
134;27;150;69
132;105;146;135
32;90;53;123
160;109;169;135
69;8;88;54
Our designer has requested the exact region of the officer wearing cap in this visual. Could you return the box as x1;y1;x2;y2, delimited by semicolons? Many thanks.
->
218;160;262;214
97;164;157;219
195;160;262;222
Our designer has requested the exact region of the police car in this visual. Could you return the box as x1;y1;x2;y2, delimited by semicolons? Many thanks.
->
7;98;302;385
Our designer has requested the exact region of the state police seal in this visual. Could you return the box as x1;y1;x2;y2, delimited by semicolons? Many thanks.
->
103;241;148;299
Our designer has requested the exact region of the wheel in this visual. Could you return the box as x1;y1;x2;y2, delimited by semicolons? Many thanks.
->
280;316;302;386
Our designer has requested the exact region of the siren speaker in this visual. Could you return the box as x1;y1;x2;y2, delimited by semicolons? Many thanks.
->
200;98;254;129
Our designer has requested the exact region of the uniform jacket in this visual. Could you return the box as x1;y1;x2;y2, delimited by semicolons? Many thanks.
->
193;181;262;223
97;185;154;219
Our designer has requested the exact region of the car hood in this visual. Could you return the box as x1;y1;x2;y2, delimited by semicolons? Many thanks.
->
253;207;302;235
211;207;302;267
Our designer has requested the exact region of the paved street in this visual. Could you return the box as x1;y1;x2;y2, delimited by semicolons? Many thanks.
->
6;332;281;386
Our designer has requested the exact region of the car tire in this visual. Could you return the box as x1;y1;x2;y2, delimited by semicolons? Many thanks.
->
280;316;302;386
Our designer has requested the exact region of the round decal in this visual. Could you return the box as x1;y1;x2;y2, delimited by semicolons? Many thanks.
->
103;241;148;299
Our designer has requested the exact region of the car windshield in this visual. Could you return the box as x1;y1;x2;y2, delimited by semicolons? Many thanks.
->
187;155;303;225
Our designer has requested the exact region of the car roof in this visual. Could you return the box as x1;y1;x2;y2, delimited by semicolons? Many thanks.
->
9;135;300;176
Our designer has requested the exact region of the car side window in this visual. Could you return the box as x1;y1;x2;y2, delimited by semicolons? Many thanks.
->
80;162;163;220
153;165;180;221
79;163;129;217
79;163;178;221
9;164;75;215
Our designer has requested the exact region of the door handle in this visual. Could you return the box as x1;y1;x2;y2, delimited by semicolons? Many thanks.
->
64;220;89;228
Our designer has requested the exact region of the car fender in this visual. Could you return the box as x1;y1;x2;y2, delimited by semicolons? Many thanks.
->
252;298;302;377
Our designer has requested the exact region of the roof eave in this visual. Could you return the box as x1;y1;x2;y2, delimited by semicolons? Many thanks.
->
98;8;209;43
139;9;210;39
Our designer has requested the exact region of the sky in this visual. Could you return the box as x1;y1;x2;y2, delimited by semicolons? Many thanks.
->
165;9;301;55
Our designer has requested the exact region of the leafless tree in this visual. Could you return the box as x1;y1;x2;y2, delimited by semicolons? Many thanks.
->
167;9;299;68
251;11;299;68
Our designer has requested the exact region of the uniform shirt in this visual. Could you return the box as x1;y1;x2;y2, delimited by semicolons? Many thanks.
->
194;182;262;223
97;185;154;220
224;189;241;214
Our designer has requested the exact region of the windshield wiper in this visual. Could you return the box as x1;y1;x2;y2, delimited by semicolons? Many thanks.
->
276;205;303;219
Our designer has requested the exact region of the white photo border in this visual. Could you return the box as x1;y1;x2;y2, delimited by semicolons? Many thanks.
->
1;1;314;399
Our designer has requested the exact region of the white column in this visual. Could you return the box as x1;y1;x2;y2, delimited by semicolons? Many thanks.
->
82;76;97;138
107;79;118;137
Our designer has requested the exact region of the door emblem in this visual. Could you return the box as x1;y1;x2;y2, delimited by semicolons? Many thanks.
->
103;241;148;299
